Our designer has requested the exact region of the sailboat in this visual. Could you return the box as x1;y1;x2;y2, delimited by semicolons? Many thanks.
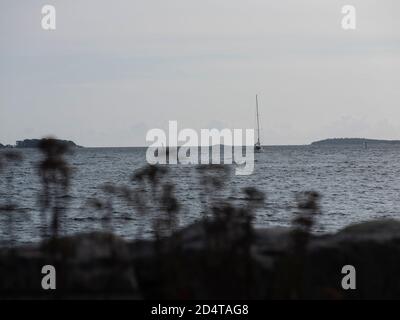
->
254;94;262;152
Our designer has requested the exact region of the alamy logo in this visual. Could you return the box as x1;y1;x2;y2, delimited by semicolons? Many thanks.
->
41;265;56;290
146;121;255;175
341;265;356;290
39;5;357;32
341;5;356;30
41;5;56;30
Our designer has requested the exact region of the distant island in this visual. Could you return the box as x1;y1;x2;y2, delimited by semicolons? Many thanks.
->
15;139;82;149
311;138;400;146
0;139;82;149
0;142;14;149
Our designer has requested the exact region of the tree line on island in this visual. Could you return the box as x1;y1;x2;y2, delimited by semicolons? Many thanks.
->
0;139;82;149
311;138;400;146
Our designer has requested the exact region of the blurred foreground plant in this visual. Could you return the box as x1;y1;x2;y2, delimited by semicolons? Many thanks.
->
273;190;321;299
37;138;71;240
0;151;23;247
131;165;180;241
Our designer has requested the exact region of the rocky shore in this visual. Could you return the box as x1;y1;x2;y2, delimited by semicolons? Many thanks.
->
1;218;400;299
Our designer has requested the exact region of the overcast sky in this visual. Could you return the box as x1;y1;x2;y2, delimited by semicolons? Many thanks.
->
1;0;399;147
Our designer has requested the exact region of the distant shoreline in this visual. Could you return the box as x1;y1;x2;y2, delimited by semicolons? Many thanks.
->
0;138;83;149
3;137;400;149
311;138;400;146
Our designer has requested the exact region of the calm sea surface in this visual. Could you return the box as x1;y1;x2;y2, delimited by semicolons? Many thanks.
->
1;145;400;245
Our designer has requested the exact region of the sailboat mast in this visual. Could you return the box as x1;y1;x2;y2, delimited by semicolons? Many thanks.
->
256;94;260;145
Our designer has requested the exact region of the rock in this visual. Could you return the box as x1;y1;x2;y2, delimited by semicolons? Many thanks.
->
0;233;141;299
2;219;400;299
44;232;132;262
301;219;400;299
337;219;400;241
